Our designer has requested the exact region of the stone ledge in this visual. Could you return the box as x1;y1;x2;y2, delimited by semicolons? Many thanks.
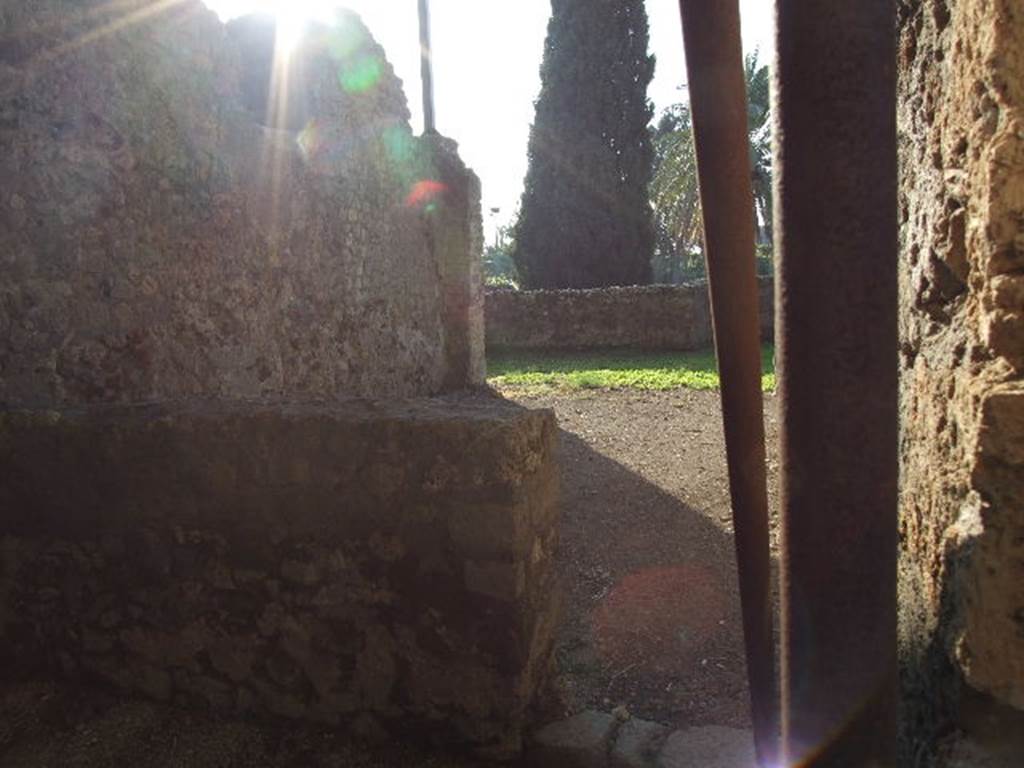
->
0;395;556;538
0;393;559;759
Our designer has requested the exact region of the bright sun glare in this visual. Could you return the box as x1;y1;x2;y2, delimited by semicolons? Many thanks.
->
206;0;337;52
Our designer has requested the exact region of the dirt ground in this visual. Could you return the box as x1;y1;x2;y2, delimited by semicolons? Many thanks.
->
512;388;780;731
0;388;779;766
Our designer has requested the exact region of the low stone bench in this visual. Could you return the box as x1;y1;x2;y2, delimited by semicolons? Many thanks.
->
0;394;559;759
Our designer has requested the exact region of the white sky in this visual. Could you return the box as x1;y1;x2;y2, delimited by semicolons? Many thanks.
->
204;1;774;239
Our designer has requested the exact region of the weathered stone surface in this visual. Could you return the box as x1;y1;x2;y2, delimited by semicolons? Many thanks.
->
0;0;483;406
485;277;773;352
425;133;486;388
610;718;670;768
941;737;1021;768
654;727;754;768
530;711;618;768
960;385;1024;708
0;394;559;758
897;0;1024;760
464;560;526;602
952;687;1024;766
0;10;491;754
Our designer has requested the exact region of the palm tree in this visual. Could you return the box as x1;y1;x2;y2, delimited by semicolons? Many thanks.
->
649;51;772;282
650;103;703;282
744;52;772;245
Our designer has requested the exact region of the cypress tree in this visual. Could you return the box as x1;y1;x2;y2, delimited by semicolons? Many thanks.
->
512;0;656;289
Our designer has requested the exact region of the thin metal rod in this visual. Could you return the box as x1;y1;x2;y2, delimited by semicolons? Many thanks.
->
417;0;436;134
774;2;898;766
676;3;778;766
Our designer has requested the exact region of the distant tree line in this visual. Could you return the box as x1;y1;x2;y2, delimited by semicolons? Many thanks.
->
483;2;772;291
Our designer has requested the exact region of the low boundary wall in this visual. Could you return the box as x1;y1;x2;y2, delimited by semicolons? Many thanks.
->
485;277;773;351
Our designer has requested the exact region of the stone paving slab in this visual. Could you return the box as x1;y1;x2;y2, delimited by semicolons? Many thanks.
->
655;726;756;768
529;711;618;768
610;717;670;768
530;711;755;768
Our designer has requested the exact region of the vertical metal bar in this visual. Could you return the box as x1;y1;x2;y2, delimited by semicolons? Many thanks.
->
676;3;777;766
774;2;898;766
417;0;436;134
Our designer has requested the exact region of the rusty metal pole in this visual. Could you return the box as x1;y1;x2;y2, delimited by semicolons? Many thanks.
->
774;2;898;766
417;0;436;133
676;3;777;766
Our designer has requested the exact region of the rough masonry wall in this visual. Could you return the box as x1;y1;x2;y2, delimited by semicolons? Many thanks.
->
485;277;774;351
897;0;1024;758
0;396;559;758
0;0;481;406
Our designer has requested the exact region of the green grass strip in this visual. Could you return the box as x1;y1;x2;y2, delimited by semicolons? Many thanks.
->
487;345;775;393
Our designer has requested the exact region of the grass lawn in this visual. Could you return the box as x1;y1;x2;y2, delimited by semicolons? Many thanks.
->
487;345;776;393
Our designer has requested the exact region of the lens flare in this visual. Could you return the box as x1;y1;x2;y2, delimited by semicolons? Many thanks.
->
274;12;304;53
296;118;321;160
205;1;327;54
591;565;726;676
382;125;415;166
338;53;383;94
405;179;447;209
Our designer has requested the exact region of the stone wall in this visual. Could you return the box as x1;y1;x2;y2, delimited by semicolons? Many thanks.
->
0;395;559;758
0;0;538;757
485;277;774;351
0;0;483;406
897;0;1024;761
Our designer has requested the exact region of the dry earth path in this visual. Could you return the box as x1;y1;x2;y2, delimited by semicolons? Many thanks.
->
508;388;781;731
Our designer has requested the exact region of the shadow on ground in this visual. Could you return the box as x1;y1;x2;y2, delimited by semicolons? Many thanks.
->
513;388;780;732
551;431;754;729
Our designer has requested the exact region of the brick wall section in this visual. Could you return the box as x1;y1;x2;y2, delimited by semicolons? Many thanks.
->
0;395;560;759
897;0;1024;759
485;277;773;351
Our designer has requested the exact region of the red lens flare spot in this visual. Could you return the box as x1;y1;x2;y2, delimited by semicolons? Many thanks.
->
405;179;446;209
591;565;726;676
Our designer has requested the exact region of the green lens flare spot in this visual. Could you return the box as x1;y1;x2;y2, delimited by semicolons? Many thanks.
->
382;125;414;165
339;55;383;93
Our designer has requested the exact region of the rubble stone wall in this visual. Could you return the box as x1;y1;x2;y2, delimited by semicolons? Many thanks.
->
0;0;523;756
0;0;483;406
897;0;1024;760
0;396;560;758
485;277;773;351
